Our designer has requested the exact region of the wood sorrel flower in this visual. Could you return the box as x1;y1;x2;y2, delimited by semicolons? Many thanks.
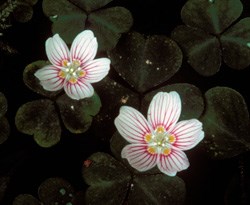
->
115;91;204;176
35;30;110;100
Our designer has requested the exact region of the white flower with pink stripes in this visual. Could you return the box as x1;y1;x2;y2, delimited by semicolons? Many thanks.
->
35;30;110;100
115;91;204;176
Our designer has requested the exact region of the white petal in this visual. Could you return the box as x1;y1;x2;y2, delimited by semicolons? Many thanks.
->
82;58;110;83
34;65;64;91
148;91;181;130
157;147;189;176
70;30;97;64
169;119;204;150
114;106;152;144
122;144;157;172
46;34;70;66
64;80;94;100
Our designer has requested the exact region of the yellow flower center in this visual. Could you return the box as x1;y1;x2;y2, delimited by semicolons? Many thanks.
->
59;59;86;84
145;126;176;156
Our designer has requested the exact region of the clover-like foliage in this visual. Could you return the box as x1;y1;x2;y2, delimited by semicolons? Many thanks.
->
171;0;250;76
82;152;186;205
81;83;205;204
42;0;133;51
15;60;102;147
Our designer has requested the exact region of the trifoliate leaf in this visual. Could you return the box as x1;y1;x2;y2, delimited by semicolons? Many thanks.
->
51;13;87;44
56;92;101;134
128;174;186;205
43;0;133;51
221;17;250;69
200;87;250;159
172;0;250;75
87;7;133;51
12;194;41;205
15;99;61;148
108;31;182;92
23;60;61;98
38;177;75;205
70;0;113;13
42;0;83;17
171;25;221;76
82;152;131;205
181;0;243;34
142;83;204;120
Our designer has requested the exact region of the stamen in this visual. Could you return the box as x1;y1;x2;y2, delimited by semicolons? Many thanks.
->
147;147;156;154
168;135;176;143
78;70;86;77
163;148;171;156
73;60;81;67
145;133;152;142
62;59;68;67
58;70;66;78
156;126;165;133
69;77;77;84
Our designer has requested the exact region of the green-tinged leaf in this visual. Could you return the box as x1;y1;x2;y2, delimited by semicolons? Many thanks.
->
0;117;10;144
0;176;10;203
181;0;243;34
51;13;87;44
38;177;75;204
15;99;61;148
109;31;182;92
13;194;41;205
56;93;101;134
13;3;33;23
128;174;186;205
93;77;140;141
200;87;250;159
23;60;61;98
171;25;221;76
42;0;83;17
110;131;160;175
87;7;133;51
221;17;250;69
82;152;131;205
70;0;113;13
0;92;7;118
142;83;204;120
43;0;132;51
